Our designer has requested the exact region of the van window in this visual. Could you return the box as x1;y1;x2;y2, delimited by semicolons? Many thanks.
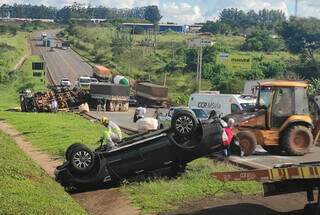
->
231;104;241;113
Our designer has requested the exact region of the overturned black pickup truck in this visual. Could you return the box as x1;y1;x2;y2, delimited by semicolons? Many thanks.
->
55;109;225;190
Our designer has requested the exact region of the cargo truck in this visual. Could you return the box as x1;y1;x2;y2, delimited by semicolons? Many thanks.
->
136;82;168;107
90;83;129;112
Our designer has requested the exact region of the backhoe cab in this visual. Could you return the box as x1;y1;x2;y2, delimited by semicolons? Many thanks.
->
229;80;314;156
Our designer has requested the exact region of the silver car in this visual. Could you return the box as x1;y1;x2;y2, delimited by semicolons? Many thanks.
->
158;107;208;129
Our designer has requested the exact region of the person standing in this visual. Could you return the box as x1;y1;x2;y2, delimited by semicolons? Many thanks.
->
135;105;146;122
222;118;235;157
52;99;58;113
100;117;122;150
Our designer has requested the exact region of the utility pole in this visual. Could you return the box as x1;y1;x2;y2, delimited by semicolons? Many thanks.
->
188;38;214;92
295;0;298;17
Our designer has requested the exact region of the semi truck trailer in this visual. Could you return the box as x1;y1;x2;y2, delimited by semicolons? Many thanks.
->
90;83;129;112
136;82;168;107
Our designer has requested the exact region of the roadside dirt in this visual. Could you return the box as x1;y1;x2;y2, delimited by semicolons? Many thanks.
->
0;120;139;215
72;188;139;215
0;121;60;177
161;193;308;215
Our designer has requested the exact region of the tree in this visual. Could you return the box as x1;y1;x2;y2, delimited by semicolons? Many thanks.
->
241;29;285;52
55;6;71;24
144;5;162;24
280;17;320;72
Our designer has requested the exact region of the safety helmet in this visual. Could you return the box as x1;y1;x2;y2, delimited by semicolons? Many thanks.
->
101;116;109;125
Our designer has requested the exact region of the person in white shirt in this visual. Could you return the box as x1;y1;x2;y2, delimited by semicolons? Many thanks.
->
135;106;147;121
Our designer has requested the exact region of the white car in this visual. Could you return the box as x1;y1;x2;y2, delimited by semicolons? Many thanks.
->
60;78;71;87
158;107;208;129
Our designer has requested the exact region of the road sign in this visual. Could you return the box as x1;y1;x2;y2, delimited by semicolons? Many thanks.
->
188;38;214;48
217;53;252;70
33;71;42;77
32;62;44;70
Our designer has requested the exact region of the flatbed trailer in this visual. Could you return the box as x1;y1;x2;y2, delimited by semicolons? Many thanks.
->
212;162;320;214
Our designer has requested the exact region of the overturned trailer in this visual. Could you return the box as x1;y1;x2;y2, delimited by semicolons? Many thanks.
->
136;82;168;108
89;83;129;112
20;87;80;112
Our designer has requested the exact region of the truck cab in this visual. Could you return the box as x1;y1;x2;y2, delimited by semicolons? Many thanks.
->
76;76;91;90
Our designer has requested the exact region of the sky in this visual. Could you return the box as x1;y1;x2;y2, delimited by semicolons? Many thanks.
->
1;0;320;24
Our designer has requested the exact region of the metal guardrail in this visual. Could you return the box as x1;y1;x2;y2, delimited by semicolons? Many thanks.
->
80;112;137;135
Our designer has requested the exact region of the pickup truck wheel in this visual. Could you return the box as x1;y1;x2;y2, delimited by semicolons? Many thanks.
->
282;126;313;156
65;143;85;161
237;131;257;156
69;146;95;174
171;110;197;138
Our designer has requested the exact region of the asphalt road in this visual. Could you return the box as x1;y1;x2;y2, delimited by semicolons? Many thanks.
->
31;31;92;87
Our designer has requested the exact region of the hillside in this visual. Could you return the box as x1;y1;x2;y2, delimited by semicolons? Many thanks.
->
61;24;300;104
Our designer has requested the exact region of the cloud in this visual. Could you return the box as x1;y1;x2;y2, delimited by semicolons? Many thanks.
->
160;2;202;24
297;1;320;18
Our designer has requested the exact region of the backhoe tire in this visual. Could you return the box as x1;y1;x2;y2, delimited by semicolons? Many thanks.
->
237;131;257;156
262;145;282;155
282;126;313;156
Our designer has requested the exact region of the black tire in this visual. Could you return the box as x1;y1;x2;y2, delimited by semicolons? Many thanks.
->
69;145;95;174
237;131;257;156
281;125;313;156
65;143;85;161
262;145;282;155
171;109;197;138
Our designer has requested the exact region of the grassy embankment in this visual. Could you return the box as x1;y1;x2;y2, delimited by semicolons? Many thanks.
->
0;32;28;69
62;26;298;103
123;158;261;214
0;30;261;214
0;131;87;215
0;32;91;214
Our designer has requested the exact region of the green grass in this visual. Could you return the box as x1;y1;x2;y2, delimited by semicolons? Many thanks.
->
0;32;28;70
0;131;87;215
0;112;104;157
0;55;46;110
0;54;104;157
122;158;262;214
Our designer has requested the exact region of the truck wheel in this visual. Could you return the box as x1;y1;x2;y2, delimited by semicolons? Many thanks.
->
171;109;197;138
69;145;95;174
65;143;85;161
282;126;313;156
262;145;282;155
237;131;257;156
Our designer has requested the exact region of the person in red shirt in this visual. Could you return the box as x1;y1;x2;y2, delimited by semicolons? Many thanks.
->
222;118;235;157
223;118;245;157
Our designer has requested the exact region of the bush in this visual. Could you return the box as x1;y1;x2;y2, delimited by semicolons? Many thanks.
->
259;60;286;78
241;30;285;52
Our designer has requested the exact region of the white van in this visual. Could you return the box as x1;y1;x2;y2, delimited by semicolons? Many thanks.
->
188;92;256;116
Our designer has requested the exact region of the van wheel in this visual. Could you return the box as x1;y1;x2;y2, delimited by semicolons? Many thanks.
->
282;126;313;156
237;131;257;156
